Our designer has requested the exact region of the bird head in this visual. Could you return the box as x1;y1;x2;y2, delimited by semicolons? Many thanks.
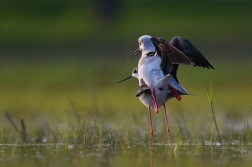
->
138;35;156;55
131;67;139;79
128;35;156;61
117;67;138;83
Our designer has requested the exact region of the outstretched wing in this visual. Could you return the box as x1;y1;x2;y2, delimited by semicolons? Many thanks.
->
150;37;194;76
170;36;215;69
150;37;194;66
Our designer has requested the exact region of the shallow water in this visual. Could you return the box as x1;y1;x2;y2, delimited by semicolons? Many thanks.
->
0;143;251;167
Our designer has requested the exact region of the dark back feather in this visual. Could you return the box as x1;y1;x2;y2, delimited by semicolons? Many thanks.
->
149;36;214;84
150;37;194;81
170;36;215;69
151;37;194;66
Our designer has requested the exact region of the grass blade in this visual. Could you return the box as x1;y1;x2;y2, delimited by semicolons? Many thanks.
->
3;110;19;132
230;111;233;146
206;81;222;144
20;118;26;142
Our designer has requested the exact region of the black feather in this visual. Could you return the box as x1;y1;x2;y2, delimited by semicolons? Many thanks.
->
170;36;215;69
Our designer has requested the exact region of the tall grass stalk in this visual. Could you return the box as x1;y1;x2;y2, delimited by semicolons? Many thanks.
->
20;118;26;142
206;82;222;144
245;109;250;145
230;111;233;146
3;110;19;132
210;118;214;144
177;119;184;146
83;123;87;146
3;110;26;142
69;98;81;124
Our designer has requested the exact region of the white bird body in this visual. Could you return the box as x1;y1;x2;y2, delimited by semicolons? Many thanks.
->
130;35;214;92
137;75;171;109
138;90;170;108
129;67;188;109
137;35;164;88
138;55;164;87
136;35;174;111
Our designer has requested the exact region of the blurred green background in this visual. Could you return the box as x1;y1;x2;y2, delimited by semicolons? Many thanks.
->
0;0;252;135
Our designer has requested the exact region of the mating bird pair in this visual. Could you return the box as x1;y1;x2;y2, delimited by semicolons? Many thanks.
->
118;35;214;146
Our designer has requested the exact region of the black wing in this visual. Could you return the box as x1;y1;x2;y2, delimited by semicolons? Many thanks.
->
170;64;179;83
150;37;194;66
150;37;194;76
170;36;215;69
136;86;151;97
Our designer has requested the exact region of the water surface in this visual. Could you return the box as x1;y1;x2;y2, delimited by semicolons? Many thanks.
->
0;143;251;167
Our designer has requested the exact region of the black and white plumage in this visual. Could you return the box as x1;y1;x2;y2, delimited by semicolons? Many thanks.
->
121;35;214;146
150;36;214;83
129;35;214;83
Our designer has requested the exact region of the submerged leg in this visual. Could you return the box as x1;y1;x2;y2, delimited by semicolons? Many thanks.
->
151;88;158;113
163;104;171;146
148;106;153;148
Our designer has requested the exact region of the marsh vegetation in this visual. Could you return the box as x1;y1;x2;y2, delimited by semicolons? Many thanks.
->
1;1;252;166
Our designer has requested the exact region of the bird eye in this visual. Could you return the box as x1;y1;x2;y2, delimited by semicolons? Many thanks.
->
139;42;141;46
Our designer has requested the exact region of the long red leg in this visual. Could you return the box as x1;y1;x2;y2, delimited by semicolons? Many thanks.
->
163;104;171;146
148;105;153;148
151;96;158;114
151;88;158;113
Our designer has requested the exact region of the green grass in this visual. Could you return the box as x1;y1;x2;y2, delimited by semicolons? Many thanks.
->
0;51;251;144
1;50;251;113
0;0;251;146
0;58;249;117
0;1;251;166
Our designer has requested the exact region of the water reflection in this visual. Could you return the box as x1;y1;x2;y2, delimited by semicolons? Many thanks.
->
0;143;251;167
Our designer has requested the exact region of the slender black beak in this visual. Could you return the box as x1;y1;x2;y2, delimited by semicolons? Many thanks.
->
127;48;140;61
117;76;132;83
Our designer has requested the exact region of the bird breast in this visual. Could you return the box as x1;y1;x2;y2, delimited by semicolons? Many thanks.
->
138;56;164;87
138;94;152;108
